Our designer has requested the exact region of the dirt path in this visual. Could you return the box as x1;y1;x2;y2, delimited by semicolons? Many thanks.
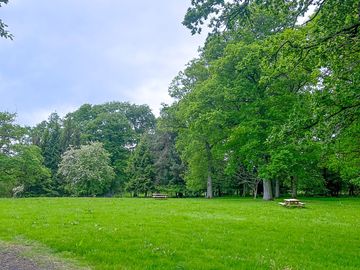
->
0;242;89;270
0;248;41;270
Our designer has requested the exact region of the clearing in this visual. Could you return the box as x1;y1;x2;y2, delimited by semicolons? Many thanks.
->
0;197;359;269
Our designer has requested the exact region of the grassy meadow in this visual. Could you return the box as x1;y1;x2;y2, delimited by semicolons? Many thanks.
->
0;197;359;270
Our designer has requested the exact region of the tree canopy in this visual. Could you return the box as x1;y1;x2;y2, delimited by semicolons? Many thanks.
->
0;0;359;198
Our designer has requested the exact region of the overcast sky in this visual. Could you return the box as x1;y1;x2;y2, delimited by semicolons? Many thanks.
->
0;0;205;126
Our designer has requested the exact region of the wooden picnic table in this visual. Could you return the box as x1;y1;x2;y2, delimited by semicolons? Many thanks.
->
279;198;305;207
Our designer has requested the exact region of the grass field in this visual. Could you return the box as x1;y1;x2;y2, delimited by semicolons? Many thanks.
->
0;197;359;270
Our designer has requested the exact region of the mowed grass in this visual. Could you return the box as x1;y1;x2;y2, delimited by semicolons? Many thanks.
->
0;197;359;270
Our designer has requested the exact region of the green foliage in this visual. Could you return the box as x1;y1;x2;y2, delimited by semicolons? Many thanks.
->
0;112;24;153
325;122;360;186
58;142;115;196
2;0;359;198
183;0;315;36
126;135;155;196
0;112;51;197
65;102;156;193
0;112;21;196
151;130;186;195
164;0;360;198
29;102;156;196
40;113;62;175
0;154;16;197
12;145;52;197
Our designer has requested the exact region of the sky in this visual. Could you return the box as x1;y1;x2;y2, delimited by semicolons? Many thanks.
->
0;0;206;126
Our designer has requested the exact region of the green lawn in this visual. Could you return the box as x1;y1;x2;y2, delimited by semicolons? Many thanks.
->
0;197;359;270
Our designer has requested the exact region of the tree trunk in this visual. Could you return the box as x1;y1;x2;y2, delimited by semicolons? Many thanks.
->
242;184;247;197
253;182;258;199
349;184;355;196
275;179;280;198
291;176;297;198
206;173;213;198
205;141;213;199
263;180;273;200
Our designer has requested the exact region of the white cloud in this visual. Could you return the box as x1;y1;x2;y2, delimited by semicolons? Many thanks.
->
16;104;78;126
126;78;173;117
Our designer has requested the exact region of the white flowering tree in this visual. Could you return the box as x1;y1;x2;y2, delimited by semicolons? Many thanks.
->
58;142;115;196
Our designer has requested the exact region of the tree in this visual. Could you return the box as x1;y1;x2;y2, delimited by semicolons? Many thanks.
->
151;129;186;196
0;152;16;197
85;111;134;191
63;102;156;194
12;145;52;197
183;0;322;35
171;0;360;199
126;135;156;197
0;112;22;196
0;112;51;197
31;113;63;194
0;112;24;153
58;142;115;196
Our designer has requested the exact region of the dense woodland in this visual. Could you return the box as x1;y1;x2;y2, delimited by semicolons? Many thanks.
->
0;0;359;199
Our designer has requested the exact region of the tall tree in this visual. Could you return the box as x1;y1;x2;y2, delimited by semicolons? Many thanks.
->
172;0;360;198
126;134;156;197
151;130;186;196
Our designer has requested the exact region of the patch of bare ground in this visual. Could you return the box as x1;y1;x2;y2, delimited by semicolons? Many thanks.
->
0;241;90;270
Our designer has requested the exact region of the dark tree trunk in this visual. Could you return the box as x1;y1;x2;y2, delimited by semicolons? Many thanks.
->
263;180;273;200
349;185;355;196
291;176;297;198
275;179;280;198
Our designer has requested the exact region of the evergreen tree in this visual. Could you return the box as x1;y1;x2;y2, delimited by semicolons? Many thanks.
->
126;135;156;197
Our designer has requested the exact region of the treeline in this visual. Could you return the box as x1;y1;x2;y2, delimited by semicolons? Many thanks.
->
165;0;360;199
1;1;359;199
0;102;186;197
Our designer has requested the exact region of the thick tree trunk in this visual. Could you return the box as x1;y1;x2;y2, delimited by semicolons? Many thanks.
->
242;184;247;197
263;180;273;200
291;176;297;198
275;179;280;198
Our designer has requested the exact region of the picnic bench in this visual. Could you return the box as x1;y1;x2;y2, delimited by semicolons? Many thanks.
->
152;193;168;199
279;198;305;208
